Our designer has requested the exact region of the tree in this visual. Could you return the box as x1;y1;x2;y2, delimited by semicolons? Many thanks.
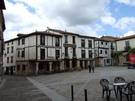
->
128;48;135;54
111;51;123;65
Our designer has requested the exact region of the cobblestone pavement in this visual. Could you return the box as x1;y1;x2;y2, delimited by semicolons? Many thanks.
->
0;76;51;101
31;66;135;101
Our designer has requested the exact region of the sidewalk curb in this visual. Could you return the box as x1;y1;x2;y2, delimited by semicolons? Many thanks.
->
0;79;6;88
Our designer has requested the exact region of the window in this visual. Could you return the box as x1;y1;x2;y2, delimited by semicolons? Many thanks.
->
11;56;13;63
73;48;76;57
40;35;45;45
88;40;92;48
101;41;103;45
65;47;68;57
89;50;92;58
18;51;20;57
81;39;85;48
55;37;60;46
100;50;102;54
105;50;108;54
106;42;108;45
21;49;25;57
81;50;85;58
12;41;13;44
17;65;20;71
65;35;68;43
22;65;25;71
7;57;9;63
7;47;9;54
56;50;60;59
111;43;114;49
125;41;130;47
11;46;14;53
22;38;25;45
40;49;45;59
125;41;130;51
72;36;75;44
18;39;20;45
106;59;110;63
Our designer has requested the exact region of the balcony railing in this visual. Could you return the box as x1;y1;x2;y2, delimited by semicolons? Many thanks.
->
63;43;76;48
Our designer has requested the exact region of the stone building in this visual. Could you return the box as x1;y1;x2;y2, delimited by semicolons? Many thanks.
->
0;0;6;78
100;36;118;65
47;28;95;71
3;28;95;75
4;27;119;75
116;35;135;65
3;31;62;75
94;38;112;67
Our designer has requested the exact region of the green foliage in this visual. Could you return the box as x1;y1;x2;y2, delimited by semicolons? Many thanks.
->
111;51;123;65
125;46;131;51
128;48;135;54
111;51;123;59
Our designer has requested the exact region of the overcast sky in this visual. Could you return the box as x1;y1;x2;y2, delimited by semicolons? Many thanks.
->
4;0;135;40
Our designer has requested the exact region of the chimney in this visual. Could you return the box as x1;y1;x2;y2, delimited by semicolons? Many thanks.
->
17;33;24;37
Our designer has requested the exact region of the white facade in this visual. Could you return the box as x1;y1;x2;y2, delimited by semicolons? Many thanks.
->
115;36;135;65
116;38;135;51
77;37;95;59
3;29;114;75
3;32;62;75
95;39;112;66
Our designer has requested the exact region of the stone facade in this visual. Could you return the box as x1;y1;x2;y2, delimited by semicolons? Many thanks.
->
94;38;113;66
116;35;135;65
0;0;6;79
3;28;115;75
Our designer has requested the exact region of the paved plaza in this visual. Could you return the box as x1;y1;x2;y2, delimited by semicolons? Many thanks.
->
30;66;135;101
1;66;135;101
0;76;51;101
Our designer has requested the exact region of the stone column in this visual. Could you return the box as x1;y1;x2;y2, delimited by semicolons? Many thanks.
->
49;62;53;72
35;62;39;75
87;61;90;66
85;61;88;69
77;60;80;69
77;60;80;67
70;60;72;70
82;61;83;69
93;60;95;67
27;62;30;74
60;61;64;71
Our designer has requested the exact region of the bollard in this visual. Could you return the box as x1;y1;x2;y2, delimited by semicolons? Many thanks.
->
71;85;74;101
84;89;88;101
106;91;110;101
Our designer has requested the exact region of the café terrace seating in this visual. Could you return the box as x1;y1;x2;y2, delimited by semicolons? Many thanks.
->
100;79;114;101
100;77;135;101
114;77;126;97
120;81;135;101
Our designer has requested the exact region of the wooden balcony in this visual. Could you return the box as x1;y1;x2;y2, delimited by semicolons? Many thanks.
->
63;43;76;48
